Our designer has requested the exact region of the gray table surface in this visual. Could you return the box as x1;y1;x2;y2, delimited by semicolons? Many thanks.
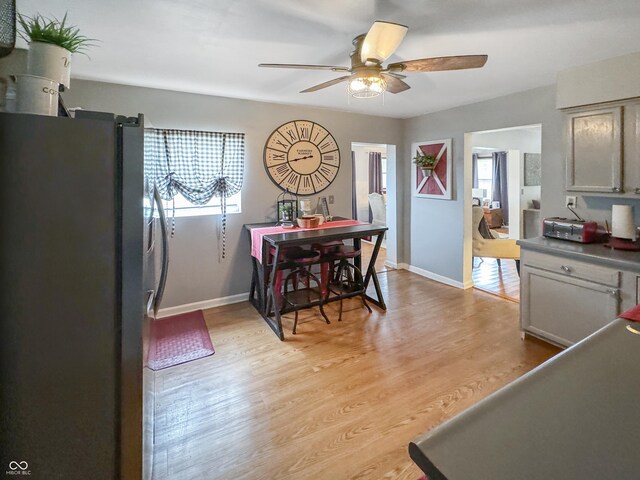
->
518;236;640;273
410;318;640;480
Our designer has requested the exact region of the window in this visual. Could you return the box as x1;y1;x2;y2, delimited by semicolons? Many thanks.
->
476;157;493;200
144;128;245;259
381;156;388;193
144;128;245;218
163;191;241;217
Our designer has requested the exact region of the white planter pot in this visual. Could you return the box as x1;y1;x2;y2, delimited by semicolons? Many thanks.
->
27;42;72;88
420;167;434;177
16;75;59;116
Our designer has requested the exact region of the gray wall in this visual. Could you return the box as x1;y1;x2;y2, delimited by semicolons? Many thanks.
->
60;79;404;308
5;48;639;304
402;86;559;283
402;85;640;285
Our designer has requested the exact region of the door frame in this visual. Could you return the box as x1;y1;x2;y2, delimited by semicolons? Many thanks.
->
351;142;398;268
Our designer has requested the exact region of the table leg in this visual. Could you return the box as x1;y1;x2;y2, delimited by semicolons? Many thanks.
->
363;233;387;310
249;255;259;307
246;227;261;309
265;245;285;340
261;240;270;314
354;237;362;271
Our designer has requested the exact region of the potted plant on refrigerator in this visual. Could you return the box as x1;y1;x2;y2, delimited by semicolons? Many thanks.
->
18;12;95;89
413;152;439;177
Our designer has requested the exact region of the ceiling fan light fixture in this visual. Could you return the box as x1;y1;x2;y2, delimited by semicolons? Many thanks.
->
348;75;386;98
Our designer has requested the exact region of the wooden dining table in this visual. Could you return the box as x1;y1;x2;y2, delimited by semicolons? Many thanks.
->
243;219;388;340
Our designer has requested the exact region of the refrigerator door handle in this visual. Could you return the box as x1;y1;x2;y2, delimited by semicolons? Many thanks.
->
145;189;156;254
145;289;155;317
146;218;155;255
153;189;169;318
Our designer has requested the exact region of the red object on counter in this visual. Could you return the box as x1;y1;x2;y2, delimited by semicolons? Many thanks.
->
618;305;640;323
605;237;640;251
542;218;598;243
580;221;598;243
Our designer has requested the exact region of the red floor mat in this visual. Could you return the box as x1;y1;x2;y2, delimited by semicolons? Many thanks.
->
147;310;215;370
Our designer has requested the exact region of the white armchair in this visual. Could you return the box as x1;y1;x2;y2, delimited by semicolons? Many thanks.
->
368;193;386;227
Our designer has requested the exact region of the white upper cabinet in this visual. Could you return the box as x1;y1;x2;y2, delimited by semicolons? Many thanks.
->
565;105;622;193
564;100;640;196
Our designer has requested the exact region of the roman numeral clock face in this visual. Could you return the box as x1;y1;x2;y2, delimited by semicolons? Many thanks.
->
264;120;340;195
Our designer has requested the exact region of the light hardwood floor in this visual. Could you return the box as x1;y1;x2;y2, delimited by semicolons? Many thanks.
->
472;257;520;303
360;242;393;273
152;269;559;479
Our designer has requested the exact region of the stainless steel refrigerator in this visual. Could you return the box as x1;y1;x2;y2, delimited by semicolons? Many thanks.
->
0;110;166;479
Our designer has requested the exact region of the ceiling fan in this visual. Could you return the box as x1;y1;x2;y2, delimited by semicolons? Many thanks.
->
259;21;488;98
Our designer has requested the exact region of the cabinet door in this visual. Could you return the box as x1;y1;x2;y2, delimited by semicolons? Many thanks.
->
521;266;620;346
565;106;622;192
626;102;640;195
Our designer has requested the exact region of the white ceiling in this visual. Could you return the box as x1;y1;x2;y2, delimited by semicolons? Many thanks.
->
16;0;640;118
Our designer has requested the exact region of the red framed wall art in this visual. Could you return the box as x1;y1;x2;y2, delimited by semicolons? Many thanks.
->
412;139;452;200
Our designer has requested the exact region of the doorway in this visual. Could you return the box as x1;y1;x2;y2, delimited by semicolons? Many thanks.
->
351;142;397;273
464;125;542;302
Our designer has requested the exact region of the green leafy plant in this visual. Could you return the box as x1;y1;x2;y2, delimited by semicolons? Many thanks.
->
413;152;438;169
17;12;96;55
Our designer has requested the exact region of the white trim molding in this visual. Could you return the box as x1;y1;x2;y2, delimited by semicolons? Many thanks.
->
402;264;473;290
157;292;249;319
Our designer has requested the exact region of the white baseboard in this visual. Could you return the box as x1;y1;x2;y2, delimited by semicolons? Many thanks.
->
157;292;250;319
384;260;398;269
403;264;467;289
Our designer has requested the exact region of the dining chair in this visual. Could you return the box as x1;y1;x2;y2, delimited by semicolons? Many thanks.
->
327;245;372;321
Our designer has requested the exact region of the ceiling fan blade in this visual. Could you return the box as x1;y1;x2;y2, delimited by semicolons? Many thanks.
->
384;71;407;80
361;21;408;64
300;75;352;93
388;55;488;73
259;63;350;72
381;74;411;94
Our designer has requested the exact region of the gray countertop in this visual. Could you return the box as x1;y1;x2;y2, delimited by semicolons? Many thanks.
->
518;236;640;272
410;318;640;480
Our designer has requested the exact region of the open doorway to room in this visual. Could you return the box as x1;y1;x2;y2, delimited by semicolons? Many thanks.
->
464;124;542;302
351;142;397;274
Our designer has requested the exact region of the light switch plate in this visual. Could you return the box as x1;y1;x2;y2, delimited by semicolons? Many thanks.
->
328;195;334;204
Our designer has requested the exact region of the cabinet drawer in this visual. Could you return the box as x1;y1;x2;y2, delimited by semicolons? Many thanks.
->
521;266;620;346
522;250;620;287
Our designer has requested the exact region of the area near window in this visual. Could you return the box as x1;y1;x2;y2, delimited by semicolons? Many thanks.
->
144;127;245;218
476;156;493;199
163;191;241;217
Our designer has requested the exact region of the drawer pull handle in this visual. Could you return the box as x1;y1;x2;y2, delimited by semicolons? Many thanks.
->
612;187;622;193
560;265;572;273
635;187;640;194
607;289;618;298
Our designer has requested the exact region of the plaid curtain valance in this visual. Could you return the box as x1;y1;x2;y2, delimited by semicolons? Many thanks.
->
144;128;245;259
144;128;244;203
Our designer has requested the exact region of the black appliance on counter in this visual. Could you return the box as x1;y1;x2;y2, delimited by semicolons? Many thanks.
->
0;111;168;479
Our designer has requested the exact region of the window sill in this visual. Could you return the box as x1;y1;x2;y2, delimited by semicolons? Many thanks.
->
157;205;241;218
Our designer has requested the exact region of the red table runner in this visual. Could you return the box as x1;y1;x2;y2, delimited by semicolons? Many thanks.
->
619;304;640;323
249;220;364;263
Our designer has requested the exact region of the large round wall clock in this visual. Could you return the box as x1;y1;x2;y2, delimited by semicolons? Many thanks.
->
264;120;341;195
